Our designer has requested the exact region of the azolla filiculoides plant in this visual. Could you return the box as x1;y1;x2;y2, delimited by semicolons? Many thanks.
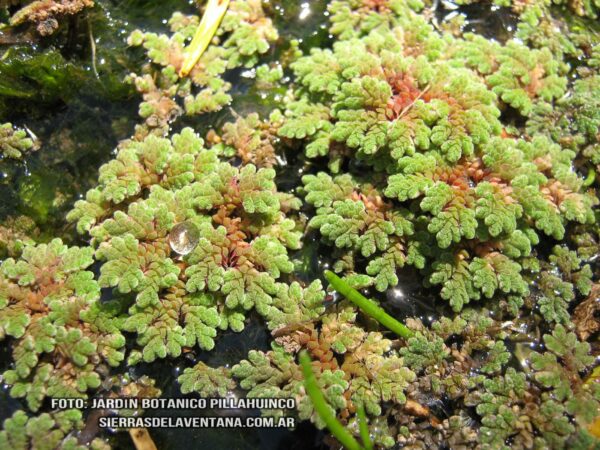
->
0;0;599;449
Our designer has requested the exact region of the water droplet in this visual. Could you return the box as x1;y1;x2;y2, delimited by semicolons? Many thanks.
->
169;221;200;255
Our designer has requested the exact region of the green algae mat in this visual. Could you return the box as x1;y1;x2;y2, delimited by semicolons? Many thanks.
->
0;0;599;449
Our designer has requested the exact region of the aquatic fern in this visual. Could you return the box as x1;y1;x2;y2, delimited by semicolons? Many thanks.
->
68;128;304;362
126;0;278;136
0;123;35;160
0;409;109;450
178;362;236;396
0;239;125;411
233;307;415;446
281;30;501;171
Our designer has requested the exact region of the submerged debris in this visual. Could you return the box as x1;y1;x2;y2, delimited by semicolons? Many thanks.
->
3;0;94;35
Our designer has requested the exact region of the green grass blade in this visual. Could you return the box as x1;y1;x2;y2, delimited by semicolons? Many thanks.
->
180;0;230;77
299;351;363;450
324;270;414;339
357;405;373;450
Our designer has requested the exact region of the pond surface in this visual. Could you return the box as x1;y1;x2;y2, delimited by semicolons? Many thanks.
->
1;1;597;449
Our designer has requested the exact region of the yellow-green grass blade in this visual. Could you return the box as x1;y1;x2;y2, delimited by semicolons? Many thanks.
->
180;0;230;77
